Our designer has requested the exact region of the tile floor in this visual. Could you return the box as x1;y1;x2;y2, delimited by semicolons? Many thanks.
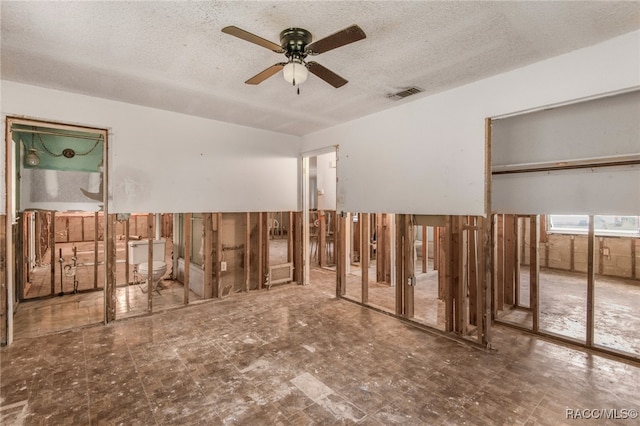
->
1;268;639;425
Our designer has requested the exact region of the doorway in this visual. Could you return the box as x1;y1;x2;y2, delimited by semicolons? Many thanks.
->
4;118;109;341
302;147;338;287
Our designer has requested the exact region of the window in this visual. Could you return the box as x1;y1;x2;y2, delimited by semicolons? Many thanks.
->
548;215;640;237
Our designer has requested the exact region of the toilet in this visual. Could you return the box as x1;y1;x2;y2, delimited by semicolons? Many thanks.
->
128;239;167;291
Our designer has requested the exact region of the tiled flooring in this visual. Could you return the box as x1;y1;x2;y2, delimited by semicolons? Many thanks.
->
2;268;639;425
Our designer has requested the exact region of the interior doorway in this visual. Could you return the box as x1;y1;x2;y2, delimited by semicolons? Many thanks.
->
302;147;337;286
4;118;109;341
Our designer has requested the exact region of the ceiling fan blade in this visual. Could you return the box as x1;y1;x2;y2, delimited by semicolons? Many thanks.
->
222;26;284;53
245;63;286;85
305;24;366;55
306;62;348;88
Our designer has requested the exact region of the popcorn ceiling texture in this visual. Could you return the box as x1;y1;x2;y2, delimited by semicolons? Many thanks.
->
2;1;639;136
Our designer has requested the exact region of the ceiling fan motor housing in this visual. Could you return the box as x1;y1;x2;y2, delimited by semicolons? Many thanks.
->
280;28;311;59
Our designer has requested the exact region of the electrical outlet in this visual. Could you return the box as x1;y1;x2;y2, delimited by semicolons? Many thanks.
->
221;261;227;272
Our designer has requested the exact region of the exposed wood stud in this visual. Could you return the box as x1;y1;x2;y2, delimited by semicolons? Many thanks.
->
482;117;493;346
0;215;6;344
444;216;454;332
598;238;604;276
214;213;222;298
468;217;478;326
183;213;191;303
105;214;117;322
147;213;153;312
94;212;99;289
479;215;492;346
404;214;415;319
570;236;575;271
395;214;404;316
496;214;505;311
124;218;130;309
530;215;540;333
433;227;440;271
376;214;391;283
244;213;250;293
514;217;521;307
361;213;369;304
287;211;294;264
504;214;515;305
336;213;347;297
203;213;213;299
260;212;269;289
318;211;326;267
437;226;446;300
456;216;467;334
422;225;428;273
257;213;263;290
50;211;56;295
586;215;595;346
292;212;303;284
632;239;637;280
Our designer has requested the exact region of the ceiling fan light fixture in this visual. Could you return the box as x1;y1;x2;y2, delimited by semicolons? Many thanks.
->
283;60;308;86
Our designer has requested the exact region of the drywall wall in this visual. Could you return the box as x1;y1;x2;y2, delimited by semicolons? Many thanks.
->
316;151;337;211
491;90;640;215
301;30;640;215
1;82;300;214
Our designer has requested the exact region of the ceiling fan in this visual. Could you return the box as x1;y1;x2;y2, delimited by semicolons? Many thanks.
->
221;24;366;92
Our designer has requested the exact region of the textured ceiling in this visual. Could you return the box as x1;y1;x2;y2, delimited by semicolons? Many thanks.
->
2;1;639;136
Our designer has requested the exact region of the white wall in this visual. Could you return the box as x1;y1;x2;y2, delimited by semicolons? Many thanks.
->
492;90;640;215
302;30;640;215
316;151;337;211
1;82;300;214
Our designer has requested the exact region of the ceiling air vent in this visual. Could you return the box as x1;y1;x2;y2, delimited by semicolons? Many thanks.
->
387;86;424;100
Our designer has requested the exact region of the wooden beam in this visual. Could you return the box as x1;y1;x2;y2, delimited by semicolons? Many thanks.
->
361;213;369;304
503;214;515;305
147;213;154;312
456;217;467;334
214;213;222;298
336;213;347;297
530;215;540;332
598;238;604;276
437;227;446;300
395;214;405;316
260;212;269;289
292;212;303;284
318;211;326;267
496;214;505;311
0;215;6;344
50;211;56;295
404;214;415;319
478;216;491;346
433;227;440;271
105;214;117;322
480;117;493;346
468;217;478;326
421;226;428;273
203;213;214;299
444;216;454;332
94;212;99;289
124;218;130;310
586;215;595;346
514;217;521;307
395;214;404;315
243;213;250;293
570;236;575;271
632;239;637;280
287;212;293;264
183;213;191;303
376;214;391;283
